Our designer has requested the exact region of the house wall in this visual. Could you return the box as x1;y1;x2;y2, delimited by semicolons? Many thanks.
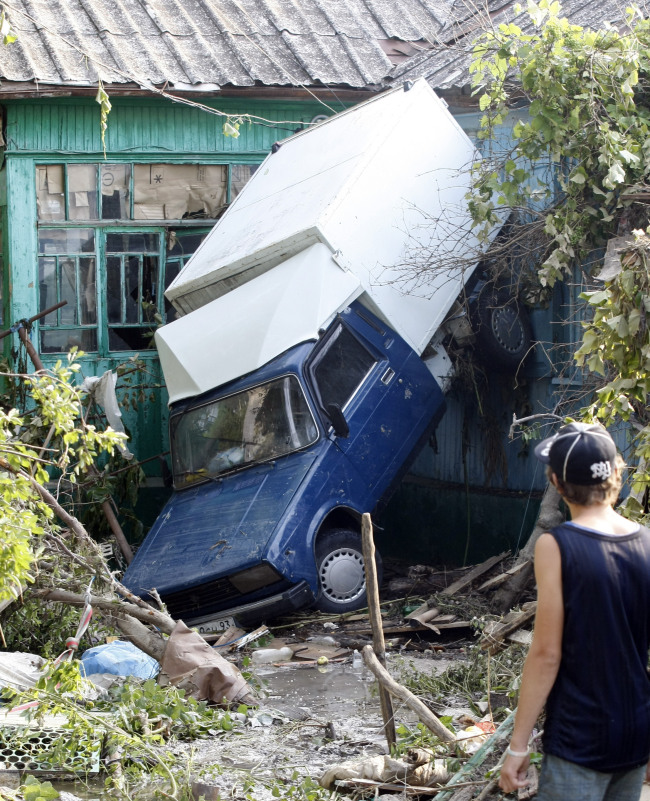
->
0;95;330;478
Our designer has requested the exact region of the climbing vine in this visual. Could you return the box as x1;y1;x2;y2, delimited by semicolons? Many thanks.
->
469;0;650;512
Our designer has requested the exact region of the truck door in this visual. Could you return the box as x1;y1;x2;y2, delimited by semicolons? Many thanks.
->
308;315;441;502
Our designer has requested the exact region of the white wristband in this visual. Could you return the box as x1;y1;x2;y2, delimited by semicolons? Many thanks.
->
505;745;531;758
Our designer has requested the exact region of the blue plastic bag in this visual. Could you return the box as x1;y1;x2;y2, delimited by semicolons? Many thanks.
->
80;640;159;679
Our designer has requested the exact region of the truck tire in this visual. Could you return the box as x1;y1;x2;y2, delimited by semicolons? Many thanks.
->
314;529;382;614
471;285;532;372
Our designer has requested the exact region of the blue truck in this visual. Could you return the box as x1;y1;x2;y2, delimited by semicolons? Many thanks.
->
122;80;521;633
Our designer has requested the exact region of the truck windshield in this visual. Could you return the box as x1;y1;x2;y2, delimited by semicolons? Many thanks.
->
170;375;319;487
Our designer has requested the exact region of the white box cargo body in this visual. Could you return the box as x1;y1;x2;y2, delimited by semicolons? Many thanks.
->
164;80;488;362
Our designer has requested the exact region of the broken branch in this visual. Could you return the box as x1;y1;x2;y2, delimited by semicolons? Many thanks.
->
361;645;456;743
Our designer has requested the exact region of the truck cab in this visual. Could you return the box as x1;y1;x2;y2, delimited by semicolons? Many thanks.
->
123;301;444;633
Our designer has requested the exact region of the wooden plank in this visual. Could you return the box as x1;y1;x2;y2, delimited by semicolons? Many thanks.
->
441;552;510;596
507;629;533;647
480;602;537;653
478;560;530;592
352;621;470;635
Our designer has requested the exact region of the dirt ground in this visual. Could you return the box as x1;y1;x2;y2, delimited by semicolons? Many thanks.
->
172;647;473;801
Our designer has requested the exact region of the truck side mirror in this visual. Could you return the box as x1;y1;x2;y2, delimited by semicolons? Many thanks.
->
326;403;349;439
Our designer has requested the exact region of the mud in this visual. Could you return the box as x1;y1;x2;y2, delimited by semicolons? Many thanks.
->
171;651;474;801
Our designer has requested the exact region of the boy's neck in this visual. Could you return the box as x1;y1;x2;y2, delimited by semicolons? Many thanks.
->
565;501;636;535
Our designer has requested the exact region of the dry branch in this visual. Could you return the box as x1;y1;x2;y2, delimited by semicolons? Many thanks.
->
361;645;455;743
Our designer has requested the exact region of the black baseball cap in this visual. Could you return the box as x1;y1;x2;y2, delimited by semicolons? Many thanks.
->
534;422;617;485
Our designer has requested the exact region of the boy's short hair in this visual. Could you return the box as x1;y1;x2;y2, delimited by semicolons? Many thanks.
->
546;454;625;506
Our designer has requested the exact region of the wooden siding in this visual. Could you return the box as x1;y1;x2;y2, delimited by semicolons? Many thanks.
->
5;97;338;156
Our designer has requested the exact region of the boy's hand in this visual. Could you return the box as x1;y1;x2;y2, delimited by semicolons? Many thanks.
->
499;753;531;794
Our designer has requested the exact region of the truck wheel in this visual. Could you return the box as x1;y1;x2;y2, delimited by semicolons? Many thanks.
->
315;529;382;614
471;285;532;372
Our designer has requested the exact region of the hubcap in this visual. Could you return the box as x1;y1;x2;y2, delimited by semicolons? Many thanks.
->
319;547;365;603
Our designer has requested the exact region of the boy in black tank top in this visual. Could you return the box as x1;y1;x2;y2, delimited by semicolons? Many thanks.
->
499;422;650;800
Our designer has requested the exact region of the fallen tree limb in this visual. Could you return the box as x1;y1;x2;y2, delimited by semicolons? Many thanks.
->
361;645;455;743
33;588;175;634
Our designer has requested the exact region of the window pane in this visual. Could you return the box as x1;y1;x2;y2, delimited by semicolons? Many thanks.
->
171;376;318;486
36;165;65;221
59;258;77;324
165;231;208;323
41;328;97;354
106;255;122;324
38;229;94;255
108;328;155;351
125;256;141;324
101;164;131;219
38;256;58;323
106;233;159;253
312;326;377;411
106;232;161;352
231;165;258;199
133;164;227;220
80;259;97;324
68;164;98;220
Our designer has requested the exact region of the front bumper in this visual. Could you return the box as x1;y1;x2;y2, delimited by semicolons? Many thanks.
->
186;580;315;634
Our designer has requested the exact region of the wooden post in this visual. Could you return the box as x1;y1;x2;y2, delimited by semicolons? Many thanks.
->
361;512;396;750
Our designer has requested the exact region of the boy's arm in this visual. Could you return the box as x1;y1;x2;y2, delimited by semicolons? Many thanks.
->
499;532;563;794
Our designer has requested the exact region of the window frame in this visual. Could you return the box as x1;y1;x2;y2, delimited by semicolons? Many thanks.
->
307;321;380;417
34;159;262;356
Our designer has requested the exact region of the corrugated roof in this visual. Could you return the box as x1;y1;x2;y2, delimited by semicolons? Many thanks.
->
390;0;650;90
0;0;455;91
0;0;645;96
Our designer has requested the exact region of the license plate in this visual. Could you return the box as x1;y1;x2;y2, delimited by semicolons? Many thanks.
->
196;616;236;636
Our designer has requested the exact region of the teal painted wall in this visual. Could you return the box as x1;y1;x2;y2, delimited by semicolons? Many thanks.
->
1;94;339;481
5;96;334;156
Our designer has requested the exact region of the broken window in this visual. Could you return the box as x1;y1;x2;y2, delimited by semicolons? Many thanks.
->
39;229;97;353
310;325;377;412
231;165;258;199
164;232;208;324
35;161;258;354
37;162;247;223
106;232;161;351
133;164;227;220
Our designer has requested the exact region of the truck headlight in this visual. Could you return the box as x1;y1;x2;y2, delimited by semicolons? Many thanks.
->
229;563;283;593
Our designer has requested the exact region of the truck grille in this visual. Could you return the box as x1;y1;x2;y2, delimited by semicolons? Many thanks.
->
160;577;288;620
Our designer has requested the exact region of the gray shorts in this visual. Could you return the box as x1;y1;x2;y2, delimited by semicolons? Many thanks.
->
537;754;646;801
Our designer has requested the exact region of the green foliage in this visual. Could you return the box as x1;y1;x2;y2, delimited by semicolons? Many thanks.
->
103;678;238;741
21;777;59;801
574;233;650;514
470;1;650;513
0;10;17;45
222;115;250;139
0;351;126;601
96;80;112;157
470;0;650;288
396;642;525;719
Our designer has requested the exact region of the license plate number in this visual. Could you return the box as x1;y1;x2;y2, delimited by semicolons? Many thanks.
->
196;616;236;635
